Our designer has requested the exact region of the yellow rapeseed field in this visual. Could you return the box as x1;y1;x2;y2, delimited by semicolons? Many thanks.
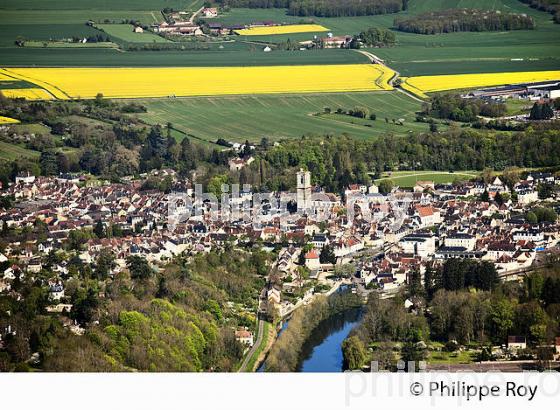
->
2;64;394;99
234;24;329;36
0;72;15;81
402;71;560;98
0;116;20;124
0;88;54;100
399;77;429;99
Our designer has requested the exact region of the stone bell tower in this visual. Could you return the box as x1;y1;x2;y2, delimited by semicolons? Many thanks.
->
296;168;311;212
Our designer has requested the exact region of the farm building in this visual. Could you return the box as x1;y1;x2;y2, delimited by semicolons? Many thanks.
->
322;35;353;49
464;80;560;101
202;8;218;18
154;22;203;36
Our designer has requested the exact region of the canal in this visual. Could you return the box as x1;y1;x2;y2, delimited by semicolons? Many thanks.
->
258;307;362;372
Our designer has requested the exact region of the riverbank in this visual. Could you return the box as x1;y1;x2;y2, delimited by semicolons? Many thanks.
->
296;308;363;372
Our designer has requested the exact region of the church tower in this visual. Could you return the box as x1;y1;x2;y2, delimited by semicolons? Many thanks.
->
296;169;311;212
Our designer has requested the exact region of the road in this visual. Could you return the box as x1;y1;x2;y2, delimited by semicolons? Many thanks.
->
354;49;426;103
189;6;205;24
238;317;264;372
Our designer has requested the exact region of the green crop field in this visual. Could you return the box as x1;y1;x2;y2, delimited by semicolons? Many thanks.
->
136;92;430;143
0;0;191;10
96;24;171;43
210;0;560;75
0;47;368;67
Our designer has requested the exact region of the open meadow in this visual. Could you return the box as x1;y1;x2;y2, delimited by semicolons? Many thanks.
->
137;92;430;143
96;24;171;44
374;170;480;187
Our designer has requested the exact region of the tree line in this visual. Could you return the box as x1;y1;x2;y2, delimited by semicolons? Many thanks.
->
425;94;508;122
218;0;406;17
394;9;535;34
517;0;560;23
239;124;560;193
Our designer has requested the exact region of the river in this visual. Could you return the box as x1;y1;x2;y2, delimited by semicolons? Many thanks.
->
257;307;362;372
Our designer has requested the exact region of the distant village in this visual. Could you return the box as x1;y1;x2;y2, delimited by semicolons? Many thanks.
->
1;165;559;351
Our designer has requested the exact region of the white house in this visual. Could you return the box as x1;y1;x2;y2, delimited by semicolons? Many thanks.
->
517;189;538;205
235;329;254;347
507;336;527;352
48;282;65;301
399;233;436;258
304;249;321;270
445;233;476;251
202;7;218;18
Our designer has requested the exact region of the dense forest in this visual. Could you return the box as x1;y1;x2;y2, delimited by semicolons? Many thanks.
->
218;0;406;17
0;248;271;371
518;0;560;23
342;257;560;371
394;9;535;34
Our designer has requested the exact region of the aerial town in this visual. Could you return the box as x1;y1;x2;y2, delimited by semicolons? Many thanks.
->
1;164;559;369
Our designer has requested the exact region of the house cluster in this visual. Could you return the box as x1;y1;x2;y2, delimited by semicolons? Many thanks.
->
153;20;203;36
0;168;558;321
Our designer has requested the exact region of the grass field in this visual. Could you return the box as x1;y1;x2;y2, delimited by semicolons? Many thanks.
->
0;47;369;67
2;64;394;99
0;0;190;10
0;141;40;160
375;171;480;187
96;24;170;43
137;92;429;143
22;40;117;48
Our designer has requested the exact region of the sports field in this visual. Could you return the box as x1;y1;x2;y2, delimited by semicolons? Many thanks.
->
1;64;394;99
137;92;429;142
